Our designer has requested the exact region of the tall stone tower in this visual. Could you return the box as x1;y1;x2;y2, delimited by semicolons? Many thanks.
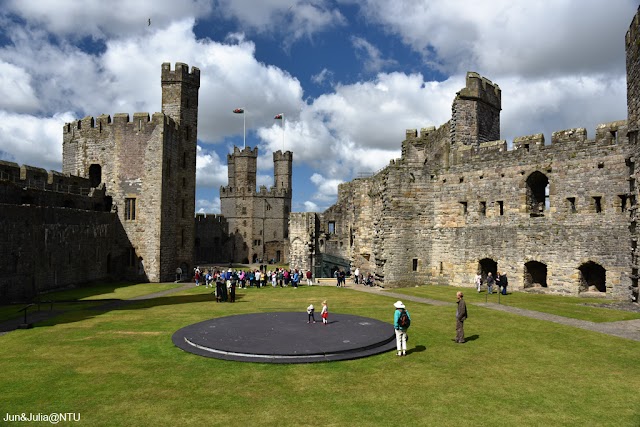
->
161;62;200;275
450;72;501;146
62;62;200;281
220;146;293;264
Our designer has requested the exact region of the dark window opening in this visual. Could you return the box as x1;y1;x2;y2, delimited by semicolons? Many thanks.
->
593;196;602;213
597;162;604;169
412;259;418;271
460;201;468;216
125;198;136;220
480;201;486;216
89;164;102;187
567;197;576;213
526;171;549;217
524;261;548;288
459;177;464;183
619;195;628;213
497;201;504;216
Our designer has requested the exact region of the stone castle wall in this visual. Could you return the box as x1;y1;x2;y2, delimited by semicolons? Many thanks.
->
290;5;640;301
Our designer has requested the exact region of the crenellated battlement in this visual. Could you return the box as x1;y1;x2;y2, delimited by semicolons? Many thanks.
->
220;185;291;198
161;62;200;88
456;71;501;109
195;213;227;223
625;6;640;47
273;150;293;161
0;159;96;194
229;146;258;160
63;112;177;140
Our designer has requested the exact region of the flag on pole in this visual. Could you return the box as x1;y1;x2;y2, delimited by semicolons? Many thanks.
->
274;114;283;119
233;108;244;114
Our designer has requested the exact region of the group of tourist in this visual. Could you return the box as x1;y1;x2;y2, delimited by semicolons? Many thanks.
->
475;271;508;295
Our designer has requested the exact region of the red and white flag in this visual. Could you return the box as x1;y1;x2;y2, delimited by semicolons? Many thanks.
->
274;113;283;119
233;108;244;114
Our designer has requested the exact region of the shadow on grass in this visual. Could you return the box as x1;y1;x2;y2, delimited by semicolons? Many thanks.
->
408;345;427;354
2;289;246;331
465;334;480;342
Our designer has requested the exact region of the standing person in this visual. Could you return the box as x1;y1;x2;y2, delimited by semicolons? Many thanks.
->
194;269;201;286
354;267;360;284
321;300;329;325
277;268;284;287
500;272;508;295
254;269;261;288
306;270;313;286
175;267;182;282
339;270;346;287
486;272;495;294
215;273;224;303
334;269;340;287
393;301;411;356
455;291;468;343
271;270;277;287
475;273;482;293
495;272;502;294
292;270;299;288
307;304;316;323
229;273;236;303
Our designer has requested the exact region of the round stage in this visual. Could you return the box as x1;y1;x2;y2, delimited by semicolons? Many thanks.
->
172;312;397;363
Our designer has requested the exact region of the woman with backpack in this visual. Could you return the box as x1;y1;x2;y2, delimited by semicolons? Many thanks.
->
393;301;411;356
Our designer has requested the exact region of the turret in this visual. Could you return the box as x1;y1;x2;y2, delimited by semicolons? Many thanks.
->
229;146;258;191
451;72;501;146
273;150;293;191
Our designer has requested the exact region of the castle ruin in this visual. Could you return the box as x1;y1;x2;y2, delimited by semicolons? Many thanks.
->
289;7;640;301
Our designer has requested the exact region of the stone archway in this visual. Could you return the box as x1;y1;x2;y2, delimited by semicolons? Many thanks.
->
578;261;606;292
478;258;497;282
524;261;547;288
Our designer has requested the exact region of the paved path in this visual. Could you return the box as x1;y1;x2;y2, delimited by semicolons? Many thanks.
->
335;283;640;342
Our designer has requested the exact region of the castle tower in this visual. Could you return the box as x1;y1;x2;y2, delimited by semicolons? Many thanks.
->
161;62;200;275
273;150;292;191
627;7;640;137
228;146;258;191
451;72;501;146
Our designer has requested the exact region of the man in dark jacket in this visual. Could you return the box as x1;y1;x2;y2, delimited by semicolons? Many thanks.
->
455;291;467;344
500;272;508;295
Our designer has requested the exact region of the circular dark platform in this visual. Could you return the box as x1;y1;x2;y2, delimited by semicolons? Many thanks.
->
172;312;397;363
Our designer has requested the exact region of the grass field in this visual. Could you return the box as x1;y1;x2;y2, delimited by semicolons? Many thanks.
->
1;283;639;426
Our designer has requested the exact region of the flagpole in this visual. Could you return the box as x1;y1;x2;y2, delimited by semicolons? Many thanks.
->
243;110;246;149
282;114;285;152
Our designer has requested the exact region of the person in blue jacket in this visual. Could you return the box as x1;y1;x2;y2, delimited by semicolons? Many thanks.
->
393;301;411;356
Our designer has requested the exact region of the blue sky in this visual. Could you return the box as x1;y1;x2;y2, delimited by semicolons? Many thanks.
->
0;0;638;214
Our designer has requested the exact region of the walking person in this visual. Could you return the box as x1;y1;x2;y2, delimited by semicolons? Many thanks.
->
306;270;313;286
321;300;329;325
486;272;495;294
500;272;508;295
393;301;411;356
475;273;482;293
455;291;468;343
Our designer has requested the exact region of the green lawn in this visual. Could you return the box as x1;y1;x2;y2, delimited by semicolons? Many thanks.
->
1;284;639;426
390;284;640;322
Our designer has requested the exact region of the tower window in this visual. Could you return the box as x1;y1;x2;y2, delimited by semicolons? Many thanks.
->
328;221;336;234
125;198;136;220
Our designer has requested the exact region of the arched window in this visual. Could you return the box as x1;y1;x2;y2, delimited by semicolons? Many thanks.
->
526;171;549;217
